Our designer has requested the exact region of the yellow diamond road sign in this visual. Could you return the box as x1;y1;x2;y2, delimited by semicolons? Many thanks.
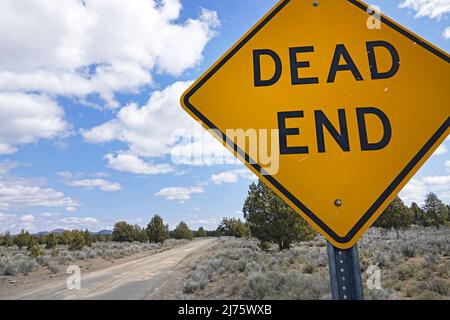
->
181;0;450;248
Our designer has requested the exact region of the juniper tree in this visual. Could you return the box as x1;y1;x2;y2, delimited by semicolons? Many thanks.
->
147;215;169;243
196;226;207;238
243;179;316;251
112;221;135;242
216;218;249;238
45;233;58;249
14;229;32;249
173;221;193;240
422;193;447;229
373;196;413;229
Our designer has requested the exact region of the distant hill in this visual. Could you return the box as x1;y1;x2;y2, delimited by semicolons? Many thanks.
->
31;228;112;237
51;228;68;234
34;231;49;237
96;230;113;235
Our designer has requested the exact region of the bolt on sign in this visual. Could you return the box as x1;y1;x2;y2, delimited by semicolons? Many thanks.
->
181;0;450;249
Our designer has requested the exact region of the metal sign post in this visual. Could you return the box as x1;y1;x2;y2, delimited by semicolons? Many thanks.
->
327;241;364;300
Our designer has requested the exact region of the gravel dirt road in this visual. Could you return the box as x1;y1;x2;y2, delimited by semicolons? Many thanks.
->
7;238;216;300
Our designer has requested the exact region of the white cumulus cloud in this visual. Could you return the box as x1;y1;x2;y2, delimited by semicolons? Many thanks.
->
104;153;175;175
58;171;122;192
0;162;78;212
68;178;122;192
0;0;219;107
399;0;450;19
19;214;34;222
83;81;193;156
210;168;257;185
0;92;68;154
0;0;219;156
433;144;447;155
444;26;450;39
155;186;203;201
83;80;235;172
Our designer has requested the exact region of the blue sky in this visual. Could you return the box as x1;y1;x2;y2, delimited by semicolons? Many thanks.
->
0;0;448;234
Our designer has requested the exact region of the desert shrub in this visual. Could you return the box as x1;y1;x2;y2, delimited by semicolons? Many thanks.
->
45;233;58;249
416;290;444;300
0;256;38;275
302;263;316;274
27;239;43;258
422;253;439;268
13;230;32;249
246;271;329;300
75;251;87;260
47;260;59;274
36;255;51;266
86;248;97;259
83;230;93;247
397;264;416;281
374;251;394;268
19;258;38;274
184;269;211;293
0;231;13;247
259;241;271;251
426;279;449;296
400;244;417;258
0;257;17;275
50;248;59;258
366;288;393;300
68;232;85;251
59;251;74;264
58;230;72;245
304;250;328;268
404;281;425;298
282;250;300;264
96;235;107;242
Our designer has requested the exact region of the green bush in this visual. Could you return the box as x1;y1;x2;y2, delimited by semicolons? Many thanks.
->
217;218;249;238
45;233;58;249
14;230;32;249
58;230;72;245
83;230;93;247
0;231;13;247
28;239;43;258
68;231;85;251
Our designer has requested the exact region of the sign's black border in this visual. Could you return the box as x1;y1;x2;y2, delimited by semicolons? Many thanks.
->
182;0;450;244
